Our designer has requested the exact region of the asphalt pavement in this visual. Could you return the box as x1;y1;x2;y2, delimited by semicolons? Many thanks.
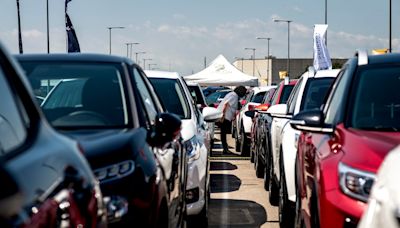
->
189;128;279;228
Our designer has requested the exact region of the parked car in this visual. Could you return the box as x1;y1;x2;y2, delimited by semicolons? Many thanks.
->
202;86;230;97
146;70;221;223
267;68;339;227
187;82;215;150
235;86;275;156
358;145;400;228
291;51;400;227
205;89;231;108
0;44;107;227
252;79;297;188
17;53;187;227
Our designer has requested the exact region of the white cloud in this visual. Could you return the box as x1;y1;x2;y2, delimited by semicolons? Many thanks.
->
173;14;186;20
22;29;44;38
293;6;303;13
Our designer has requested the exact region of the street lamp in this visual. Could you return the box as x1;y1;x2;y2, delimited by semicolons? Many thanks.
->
389;0;392;52
274;19;292;78
257;37;272;85
245;48;256;76
134;51;146;63
125;42;139;58
16;0;23;54
143;58;152;70
107;26;125;54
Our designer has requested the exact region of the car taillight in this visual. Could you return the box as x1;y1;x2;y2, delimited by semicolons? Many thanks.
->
241;100;247;106
248;104;256;111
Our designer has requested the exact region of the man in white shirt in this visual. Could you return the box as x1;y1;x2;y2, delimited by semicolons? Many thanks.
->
217;86;247;154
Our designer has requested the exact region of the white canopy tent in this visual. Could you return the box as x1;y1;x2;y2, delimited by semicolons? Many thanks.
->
184;55;258;86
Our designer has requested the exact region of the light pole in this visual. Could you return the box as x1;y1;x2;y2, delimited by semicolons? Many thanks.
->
16;0;23;54
245;48;256;76
274;19;292;78
143;58;152;70
125;42;139;58
134;51;146;63
46;0;49;53
107;26;125;55
257;37;272;85
325;0;328;45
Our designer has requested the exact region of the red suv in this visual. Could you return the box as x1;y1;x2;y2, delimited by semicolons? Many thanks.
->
291;51;400;228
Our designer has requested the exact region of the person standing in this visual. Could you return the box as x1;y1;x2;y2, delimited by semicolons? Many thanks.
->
217;86;247;154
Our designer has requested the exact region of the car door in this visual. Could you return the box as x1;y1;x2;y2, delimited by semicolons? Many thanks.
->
131;66;185;220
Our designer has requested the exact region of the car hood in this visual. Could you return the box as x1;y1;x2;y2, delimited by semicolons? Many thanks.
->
181;119;196;141
62;128;156;173
340;126;400;173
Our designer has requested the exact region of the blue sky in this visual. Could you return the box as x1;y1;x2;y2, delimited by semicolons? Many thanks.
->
1;0;398;75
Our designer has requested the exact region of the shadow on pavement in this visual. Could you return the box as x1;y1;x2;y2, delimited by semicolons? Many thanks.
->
210;174;241;193
210;161;238;171
188;199;268;228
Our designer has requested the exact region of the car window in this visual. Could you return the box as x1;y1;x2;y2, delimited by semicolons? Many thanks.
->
251;91;266;103
19;61;128;128
324;69;349;126
287;78;303;115
188;85;206;105
300;78;334;111
279;85;295;104
150;78;191;119
133;68;158;125
350;65;400;130
0;66;27;154
271;83;282;105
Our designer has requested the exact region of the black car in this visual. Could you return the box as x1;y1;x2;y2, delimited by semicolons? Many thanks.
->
17;53;187;227
0;44;107;227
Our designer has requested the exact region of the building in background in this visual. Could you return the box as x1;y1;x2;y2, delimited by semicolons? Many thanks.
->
233;57;347;86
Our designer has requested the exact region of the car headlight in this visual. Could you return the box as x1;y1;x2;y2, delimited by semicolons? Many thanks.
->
338;162;376;202
94;160;135;183
184;136;201;163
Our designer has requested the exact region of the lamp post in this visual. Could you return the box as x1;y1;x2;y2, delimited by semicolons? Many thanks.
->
245;48;256;76
134;51;146;63
46;0;49;53
257;37;272;85
16;0;23;54
107;26;125;55
325;0;328;45
389;0;392;52
143;58;152;70
125;42;139;58
274;19;292;78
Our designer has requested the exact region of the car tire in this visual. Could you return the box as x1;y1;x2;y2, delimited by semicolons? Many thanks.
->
240;126;249;156
294;159;303;228
279;152;294;228
268;160;279;206
250;141;255;163
255;152;265;178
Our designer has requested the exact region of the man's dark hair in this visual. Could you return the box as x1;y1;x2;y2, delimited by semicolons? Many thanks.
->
234;86;246;97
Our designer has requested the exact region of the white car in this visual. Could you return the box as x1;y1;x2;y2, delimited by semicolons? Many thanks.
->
235;86;276;155
146;70;220;221
358;145;400;228
267;68;339;227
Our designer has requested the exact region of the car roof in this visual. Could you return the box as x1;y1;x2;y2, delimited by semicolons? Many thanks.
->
250;86;276;93
15;53;134;65
362;52;400;65
298;68;340;80
145;70;181;79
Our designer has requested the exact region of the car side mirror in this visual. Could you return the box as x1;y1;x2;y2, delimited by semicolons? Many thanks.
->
148;113;182;148
202;107;222;122
244;110;256;118
0;166;23;219
290;110;333;134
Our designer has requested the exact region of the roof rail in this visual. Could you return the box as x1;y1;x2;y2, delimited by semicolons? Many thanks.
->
355;49;368;65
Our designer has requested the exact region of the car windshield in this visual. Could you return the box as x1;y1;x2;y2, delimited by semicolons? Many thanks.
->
279;85;295;104
188;85;206;105
301;78;334;111
149;78;190;119
251;91;266;103
206;90;230;105
351;66;400;131
18;61;129;129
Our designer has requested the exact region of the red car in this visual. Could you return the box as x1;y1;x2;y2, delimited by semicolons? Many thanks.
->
291;51;400;228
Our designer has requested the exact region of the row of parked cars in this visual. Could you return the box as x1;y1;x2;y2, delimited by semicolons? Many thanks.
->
241;50;400;228
0;42;222;227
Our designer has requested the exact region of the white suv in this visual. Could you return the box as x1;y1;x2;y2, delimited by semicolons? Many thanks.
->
146;70;220;221
267;68;339;227
235;86;276;155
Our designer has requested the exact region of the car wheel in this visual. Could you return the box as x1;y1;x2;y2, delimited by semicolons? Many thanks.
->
235;129;241;152
240;126;249;156
268;160;279;206
279;154;294;228
250;140;255;163
232;124;236;138
255;152;265;178
294;160;303;228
